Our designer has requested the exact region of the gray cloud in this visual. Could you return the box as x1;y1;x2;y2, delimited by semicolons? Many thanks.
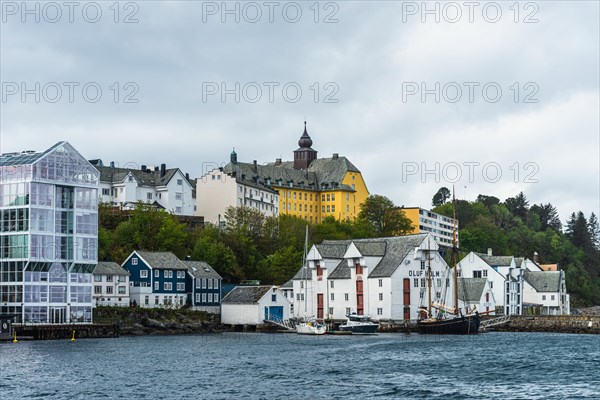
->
1;1;598;222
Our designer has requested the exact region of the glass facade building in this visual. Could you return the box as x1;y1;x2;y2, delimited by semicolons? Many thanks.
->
0;142;99;323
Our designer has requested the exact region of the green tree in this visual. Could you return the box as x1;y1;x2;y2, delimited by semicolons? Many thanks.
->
476;194;500;208
256;246;303;285
530;203;562;231
432;187;451;207
192;234;243;282
358;195;414;237
505;192;529;220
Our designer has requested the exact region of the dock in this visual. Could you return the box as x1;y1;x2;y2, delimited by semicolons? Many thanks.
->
10;323;120;340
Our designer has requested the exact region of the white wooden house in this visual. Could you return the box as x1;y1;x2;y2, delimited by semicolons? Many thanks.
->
457;278;496;315
292;233;456;321
92;262;130;307
221;286;291;325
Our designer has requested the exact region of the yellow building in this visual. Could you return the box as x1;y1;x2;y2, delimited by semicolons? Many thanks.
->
401;207;459;247
223;122;369;223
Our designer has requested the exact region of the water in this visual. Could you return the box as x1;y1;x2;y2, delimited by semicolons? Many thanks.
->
1;332;599;399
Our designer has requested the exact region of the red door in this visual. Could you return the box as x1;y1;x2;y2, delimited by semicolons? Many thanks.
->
317;293;324;319
403;306;410;320
403;278;410;305
357;294;364;315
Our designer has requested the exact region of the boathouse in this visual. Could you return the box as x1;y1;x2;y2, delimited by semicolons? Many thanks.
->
221;286;291;325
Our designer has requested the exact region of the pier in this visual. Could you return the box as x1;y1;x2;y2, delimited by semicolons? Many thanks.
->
10;323;120;340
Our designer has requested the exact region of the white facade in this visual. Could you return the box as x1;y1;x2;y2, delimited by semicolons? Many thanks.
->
93;273;130;307
221;286;291;325
98;164;195;216
293;234;457;322
407;207;459;247
196;168;280;224
522;270;570;315
457;251;524;315
457;279;496;315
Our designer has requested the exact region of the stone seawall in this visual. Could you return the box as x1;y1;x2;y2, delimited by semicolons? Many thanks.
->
492;315;600;334
374;316;600;334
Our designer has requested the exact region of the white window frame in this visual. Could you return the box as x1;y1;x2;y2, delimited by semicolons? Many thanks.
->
140;270;148;278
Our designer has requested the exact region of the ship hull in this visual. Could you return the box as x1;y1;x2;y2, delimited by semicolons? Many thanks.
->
417;314;480;335
339;324;379;334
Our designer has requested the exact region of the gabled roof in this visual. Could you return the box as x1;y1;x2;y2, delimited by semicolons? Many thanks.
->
134;251;188;270
458;278;487;303
328;259;351;280
354;241;387;257
97;166;190;188
280;279;293;289
221;286;273;304
514;257;524;268
93;261;129;276
523;270;562;292
314;243;348;259
292;267;312;281
476;253;514;267
221;155;360;193
183;260;221;279
0;141;64;166
368;234;429;278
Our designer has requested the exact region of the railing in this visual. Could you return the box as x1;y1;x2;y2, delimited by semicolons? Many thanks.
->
480;315;511;330
264;316;295;330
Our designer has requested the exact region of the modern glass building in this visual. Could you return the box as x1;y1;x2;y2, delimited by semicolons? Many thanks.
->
0;142;99;324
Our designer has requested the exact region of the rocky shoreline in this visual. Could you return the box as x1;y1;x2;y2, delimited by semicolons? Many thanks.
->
94;307;230;336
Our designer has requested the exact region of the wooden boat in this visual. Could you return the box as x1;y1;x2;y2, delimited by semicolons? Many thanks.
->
417;189;480;335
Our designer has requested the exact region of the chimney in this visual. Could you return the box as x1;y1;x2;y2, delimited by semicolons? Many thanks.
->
141;165;146;172
253;160;257;170
160;163;166;177
332;153;339;159
110;161;115;168
154;166;159;171
487;248;493;256
185;172;189;180
275;158;282;166
533;251;539;264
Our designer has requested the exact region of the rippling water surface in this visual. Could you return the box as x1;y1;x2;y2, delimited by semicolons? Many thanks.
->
1;332;599;399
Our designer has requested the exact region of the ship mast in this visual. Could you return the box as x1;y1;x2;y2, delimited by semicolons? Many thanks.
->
452;188;459;316
303;225;308;314
427;237;432;318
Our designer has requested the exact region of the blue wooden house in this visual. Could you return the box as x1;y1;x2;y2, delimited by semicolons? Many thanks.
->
122;251;190;308
183;261;222;313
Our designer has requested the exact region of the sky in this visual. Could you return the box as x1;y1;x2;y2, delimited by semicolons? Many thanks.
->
1;0;599;223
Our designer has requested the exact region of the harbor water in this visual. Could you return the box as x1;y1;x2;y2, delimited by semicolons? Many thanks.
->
1;332;599;399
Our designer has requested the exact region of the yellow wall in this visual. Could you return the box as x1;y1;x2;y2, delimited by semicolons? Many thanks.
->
273;170;370;223
403;208;421;234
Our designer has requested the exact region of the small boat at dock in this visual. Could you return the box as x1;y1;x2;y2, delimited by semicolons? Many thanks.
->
339;314;379;334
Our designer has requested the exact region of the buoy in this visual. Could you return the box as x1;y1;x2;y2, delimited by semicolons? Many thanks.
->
71;330;76;341
13;330;18;343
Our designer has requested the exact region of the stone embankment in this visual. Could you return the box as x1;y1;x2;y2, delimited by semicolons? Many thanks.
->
491;315;600;334
94;307;228;336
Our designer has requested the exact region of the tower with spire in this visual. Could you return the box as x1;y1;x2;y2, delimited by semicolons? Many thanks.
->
293;121;318;170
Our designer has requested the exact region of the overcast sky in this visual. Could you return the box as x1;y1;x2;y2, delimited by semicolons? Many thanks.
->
1;1;598;223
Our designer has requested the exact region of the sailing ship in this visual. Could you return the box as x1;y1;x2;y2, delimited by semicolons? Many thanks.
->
296;226;327;335
417;191;480;335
